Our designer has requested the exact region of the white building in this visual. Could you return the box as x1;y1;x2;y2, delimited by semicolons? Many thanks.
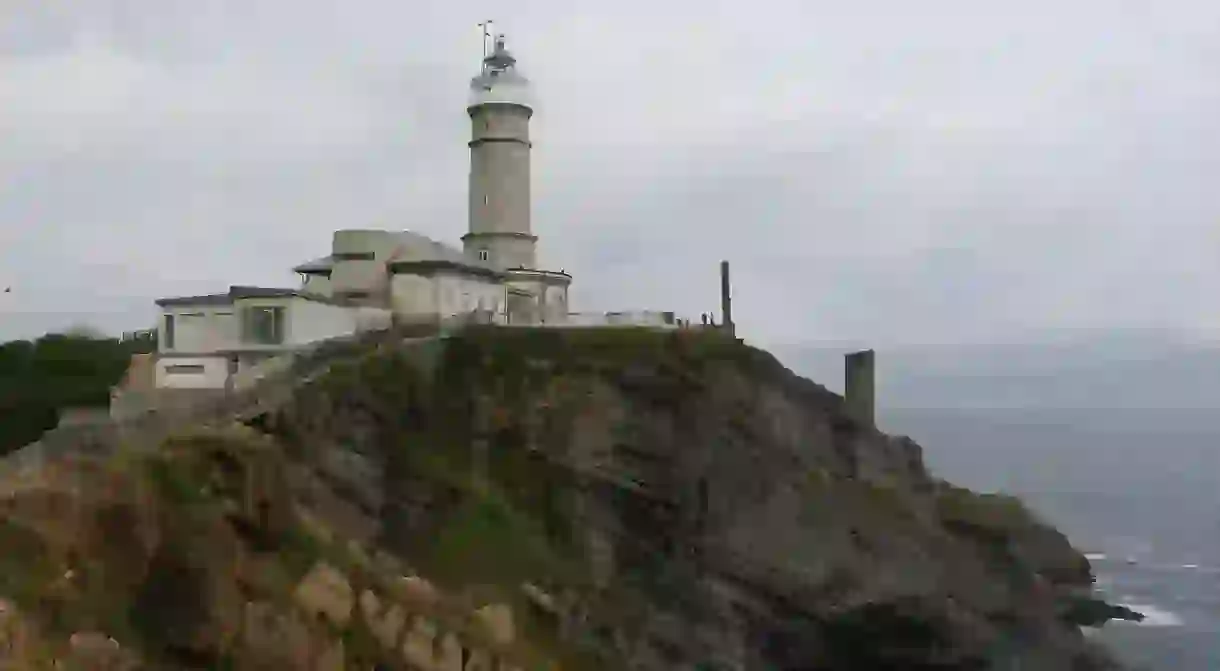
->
146;29;682;392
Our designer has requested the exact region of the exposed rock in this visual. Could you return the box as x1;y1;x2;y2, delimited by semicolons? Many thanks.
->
293;562;354;628
463;646;496;671
0;599;31;663
401;616;439;669
239;600;313;669
314;637;345;671
66;631;135;670
129;509;244;660
471;603;515;646
0;328;1134;670
393;575;440;609
359;589;406;650
521;583;555;611
435;631;463;671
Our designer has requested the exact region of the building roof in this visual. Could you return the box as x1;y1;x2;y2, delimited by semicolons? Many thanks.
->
155;285;344;307
292;256;332;273
291;230;504;278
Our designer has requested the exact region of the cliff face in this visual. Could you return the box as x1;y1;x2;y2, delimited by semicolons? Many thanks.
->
0;327;1131;669
265;327;1126;670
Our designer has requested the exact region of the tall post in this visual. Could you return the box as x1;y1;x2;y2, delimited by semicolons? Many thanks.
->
719;260;734;336
844;349;876;428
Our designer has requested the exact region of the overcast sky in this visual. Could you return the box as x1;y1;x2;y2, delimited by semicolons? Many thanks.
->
1;0;1217;348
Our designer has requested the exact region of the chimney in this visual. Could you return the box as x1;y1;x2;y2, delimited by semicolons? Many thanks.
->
720;260;734;336
844;349;876;427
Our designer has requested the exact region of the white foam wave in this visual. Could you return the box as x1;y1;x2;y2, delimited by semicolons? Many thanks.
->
1114;603;1184;627
1084;552;1107;561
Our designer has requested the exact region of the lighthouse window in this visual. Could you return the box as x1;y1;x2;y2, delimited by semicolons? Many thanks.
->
478;250;490;262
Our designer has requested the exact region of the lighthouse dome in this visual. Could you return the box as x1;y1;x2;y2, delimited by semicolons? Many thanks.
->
468;35;533;110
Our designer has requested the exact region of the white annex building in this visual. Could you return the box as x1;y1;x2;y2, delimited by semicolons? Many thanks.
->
148;29;681;391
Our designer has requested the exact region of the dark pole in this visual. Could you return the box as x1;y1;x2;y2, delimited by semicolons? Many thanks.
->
720;260;734;336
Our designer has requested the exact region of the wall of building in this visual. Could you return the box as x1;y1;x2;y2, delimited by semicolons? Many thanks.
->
542;283;569;323
301;274;332;296
160;307;237;354
330;230;395;303
504;274;569;324
467;103;535;269
155;355;230;389
436;272;505;317
286;297;361;346
390;273;438;317
466;234;536;271
391;272;506;321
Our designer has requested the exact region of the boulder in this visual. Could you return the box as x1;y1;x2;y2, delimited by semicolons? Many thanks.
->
359;589;406;650
240;601;313;669
393;575;440;608
401;616;438;669
293;562;354;628
472;603;515;646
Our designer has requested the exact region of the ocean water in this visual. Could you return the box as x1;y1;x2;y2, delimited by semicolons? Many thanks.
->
883;408;1220;671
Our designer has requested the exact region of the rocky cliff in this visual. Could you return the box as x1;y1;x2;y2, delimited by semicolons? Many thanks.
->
0;326;1134;669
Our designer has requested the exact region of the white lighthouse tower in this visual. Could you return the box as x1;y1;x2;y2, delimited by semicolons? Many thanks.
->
465;24;570;324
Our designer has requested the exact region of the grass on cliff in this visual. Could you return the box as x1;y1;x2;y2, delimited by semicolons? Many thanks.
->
933;483;1040;542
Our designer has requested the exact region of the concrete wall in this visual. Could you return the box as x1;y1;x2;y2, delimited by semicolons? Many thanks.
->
391;272;506;321
301;274;332;296
155;355;231;389
353;306;393;332
286;298;360;345
160;307;237;354
845;349;876;427
467;103;535;269
330;230;394;304
505;274;569;325
390;273;437;316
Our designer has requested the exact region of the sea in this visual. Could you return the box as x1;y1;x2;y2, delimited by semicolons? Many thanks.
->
883;407;1220;671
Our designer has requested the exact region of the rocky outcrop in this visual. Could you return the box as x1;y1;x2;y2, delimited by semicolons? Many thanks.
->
0;326;1133;669
265;326;1131;670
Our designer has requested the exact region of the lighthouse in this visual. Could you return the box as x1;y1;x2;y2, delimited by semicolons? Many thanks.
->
463;28;536;270
464;24;571;324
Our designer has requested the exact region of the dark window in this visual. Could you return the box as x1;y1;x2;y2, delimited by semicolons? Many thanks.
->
478;250;490;262
241;306;286;345
164;315;175;349
333;252;375;261
165;364;205;374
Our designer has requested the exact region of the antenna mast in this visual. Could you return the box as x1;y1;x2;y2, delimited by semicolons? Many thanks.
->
478;20;494;67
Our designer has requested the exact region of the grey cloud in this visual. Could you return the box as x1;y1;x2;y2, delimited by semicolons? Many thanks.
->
1;0;1218;348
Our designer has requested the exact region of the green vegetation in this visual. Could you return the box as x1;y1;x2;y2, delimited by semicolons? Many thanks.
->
0;331;154;455
933;483;1037;543
0;516;55;608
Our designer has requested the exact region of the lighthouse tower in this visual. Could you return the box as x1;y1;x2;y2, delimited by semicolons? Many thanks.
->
463;30;537;270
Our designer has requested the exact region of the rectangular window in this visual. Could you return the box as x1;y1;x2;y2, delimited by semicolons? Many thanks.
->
164;364;205;375
164;315;175;349
478;250;489;262
333;252;375;261
241;306;286;345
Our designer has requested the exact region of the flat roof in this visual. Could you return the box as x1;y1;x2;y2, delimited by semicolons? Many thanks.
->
155;286;345;307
